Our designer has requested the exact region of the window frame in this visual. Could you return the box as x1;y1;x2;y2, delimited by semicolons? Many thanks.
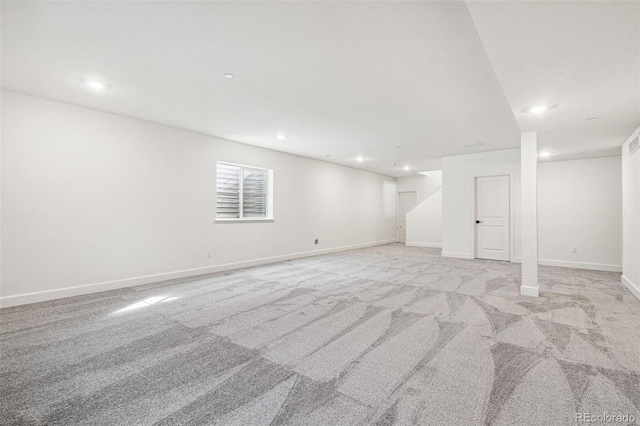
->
215;161;274;222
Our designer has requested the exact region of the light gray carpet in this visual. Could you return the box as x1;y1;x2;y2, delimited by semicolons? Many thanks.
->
1;243;639;425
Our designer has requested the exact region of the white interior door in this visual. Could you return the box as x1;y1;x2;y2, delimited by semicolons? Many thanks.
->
398;192;417;242
476;176;510;260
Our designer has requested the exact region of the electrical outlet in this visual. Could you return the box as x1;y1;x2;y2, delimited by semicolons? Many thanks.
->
207;250;211;258
571;246;577;253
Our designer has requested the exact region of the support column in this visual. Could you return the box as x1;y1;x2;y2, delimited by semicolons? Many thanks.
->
521;131;539;297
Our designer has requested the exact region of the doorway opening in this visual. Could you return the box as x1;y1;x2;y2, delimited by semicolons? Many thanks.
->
397;191;417;243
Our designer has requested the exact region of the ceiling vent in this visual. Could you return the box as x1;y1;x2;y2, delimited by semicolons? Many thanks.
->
460;141;483;149
630;136;639;155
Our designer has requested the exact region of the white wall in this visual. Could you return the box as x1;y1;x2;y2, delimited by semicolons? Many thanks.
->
538;157;622;272
396;172;442;203
442;147;623;274
622;127;640;298
406;187;442;248
442;149;521;260
396;172;442;248
1;91;397;306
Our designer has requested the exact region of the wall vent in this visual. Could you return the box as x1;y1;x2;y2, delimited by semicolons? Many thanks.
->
630;136;639;155
460;141;483;148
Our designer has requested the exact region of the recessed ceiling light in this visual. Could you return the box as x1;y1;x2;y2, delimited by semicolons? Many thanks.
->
539;151;552;157
396;146;402;149
85;79;107;91
523;103;556;114
224;73;234;79
356;156;365;162
276;134;286;141
404;166;410;171
587;117;599;122
529;105;547;114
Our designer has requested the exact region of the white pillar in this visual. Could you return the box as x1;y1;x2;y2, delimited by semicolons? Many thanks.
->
521;131;539;297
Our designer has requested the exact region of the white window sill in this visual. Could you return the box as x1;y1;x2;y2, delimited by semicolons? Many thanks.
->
215;218;275;224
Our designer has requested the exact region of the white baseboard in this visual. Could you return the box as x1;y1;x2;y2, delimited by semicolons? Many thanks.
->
538;259;622;273
0;239;396;308
520;285;540;297
507;257;620;272
441;251;473;260
405;242;442;248
622;275;640;301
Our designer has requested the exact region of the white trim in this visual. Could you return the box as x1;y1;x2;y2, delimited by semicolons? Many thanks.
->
621;275;640;301
520;285;540;297
441;251;474;259
538;259;622;272
405;242;442;248
0;239;396;308
215;219;275;224
462;255;619;273
470;173;514;261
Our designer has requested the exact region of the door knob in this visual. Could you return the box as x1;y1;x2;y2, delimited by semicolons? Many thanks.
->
476;220;482;224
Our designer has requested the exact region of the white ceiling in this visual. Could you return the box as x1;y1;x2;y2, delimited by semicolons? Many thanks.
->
467;0;640;163
2;1;638;176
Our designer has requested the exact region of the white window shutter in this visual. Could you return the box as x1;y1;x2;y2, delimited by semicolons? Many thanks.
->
216;163;241;218
242;168;268;218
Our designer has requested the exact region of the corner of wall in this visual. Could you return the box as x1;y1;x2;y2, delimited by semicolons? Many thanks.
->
622;275;640;301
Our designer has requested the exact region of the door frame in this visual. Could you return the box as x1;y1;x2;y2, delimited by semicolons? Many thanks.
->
470;174;515;262
397;191;417;242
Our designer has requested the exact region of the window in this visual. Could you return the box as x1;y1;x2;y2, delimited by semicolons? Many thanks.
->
216;162;273;220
